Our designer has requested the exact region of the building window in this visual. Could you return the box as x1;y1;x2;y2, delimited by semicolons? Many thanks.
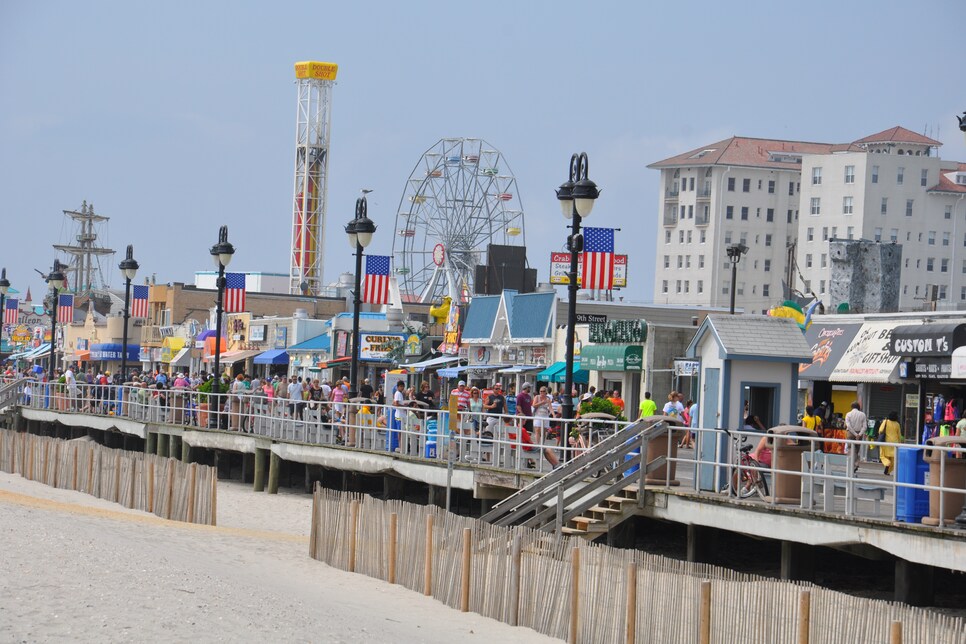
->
890;228;898;242
906;199;914;217
874;227;882;242
762;284;770;297
921;168;928;187
786;209;793;224
663;255;670;269
805;253;813;268
697;280;703;294
844;165;855;184
831;226;838;238
872;165;879;183
822;227;829;241
689;177;695;191
881;197;888;214
819;280;826;293
804;280;811;292
679;230;685;243
940;285;948;300
764;259;771;272
727;177;735;191
945;232;952;247
897;167;904;184
724;231;732;244
788;182;795;196
688;205;694;219
765;234;772;247
662;280;668;294
684;280;690;293
686;230;692;244
928;231;936;245
676;280;682;293
768;180;775;194
698;255;705;269
737;282;744;296
812;167;822;185
685;255;692;269
962;286;966;300
946;205;953;220
927;258;934;272
810;197;821;215
807;227;814;241
722;282;730;296
700;230;706;243
843;196;853;214
726;205;734;219
821;253;827;268
766;208;774;222
847;227;854;240
677;255;683;269
941;258;949;273
742;178;750;192
740;232;748;245
741;206;749;220
680;205;686;219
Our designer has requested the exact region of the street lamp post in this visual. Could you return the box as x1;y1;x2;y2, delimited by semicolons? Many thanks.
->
726;243;749;314
118;245;140;384
0;269;10;351
209;225;235;428
556;152;600;456
45;260;67;377
345;195;377;403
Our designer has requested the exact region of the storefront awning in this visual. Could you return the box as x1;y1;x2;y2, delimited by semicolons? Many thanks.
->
498;365;543;374
204;349;261;364
829;321;905;383
438;364;470;378
402;355;460;371
91;343;140;362
551;361;588;384
254;349;290;365
170;347;192;368
537;362;566;381
798;323;862;381
889;323;966;358
580;345;643;371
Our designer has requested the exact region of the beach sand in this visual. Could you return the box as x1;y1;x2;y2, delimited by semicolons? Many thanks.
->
0;472;556;643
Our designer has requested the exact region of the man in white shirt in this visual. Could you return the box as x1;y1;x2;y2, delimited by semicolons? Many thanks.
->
64;366;79;409
844;401;868;458
392;381;407;423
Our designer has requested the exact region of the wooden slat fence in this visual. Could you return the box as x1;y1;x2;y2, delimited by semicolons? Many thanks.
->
0;428;216;526
309;487;966;643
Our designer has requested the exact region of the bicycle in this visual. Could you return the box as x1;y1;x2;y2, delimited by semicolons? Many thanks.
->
731;444;770;500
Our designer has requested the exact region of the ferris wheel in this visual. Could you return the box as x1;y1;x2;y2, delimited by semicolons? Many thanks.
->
392;138;526;303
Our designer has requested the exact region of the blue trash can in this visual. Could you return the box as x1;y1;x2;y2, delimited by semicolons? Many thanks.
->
623;436;640;478
896;446;929;523
424;418;438;458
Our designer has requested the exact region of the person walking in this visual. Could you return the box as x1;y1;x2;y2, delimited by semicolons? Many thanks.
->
877;411;902;475
639;391;657;418
845;401;868;461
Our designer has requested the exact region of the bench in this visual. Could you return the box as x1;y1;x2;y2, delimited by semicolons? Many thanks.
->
802;452;889;516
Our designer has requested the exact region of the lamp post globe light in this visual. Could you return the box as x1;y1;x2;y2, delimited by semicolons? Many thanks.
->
118;245;139;384
0;268;9;351
209;225;235;428
726;243;749;315
556;152;599;456
346;194;377;404
45;259;67;377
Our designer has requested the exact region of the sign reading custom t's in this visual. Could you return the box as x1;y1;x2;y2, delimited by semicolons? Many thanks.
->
889;323;966;357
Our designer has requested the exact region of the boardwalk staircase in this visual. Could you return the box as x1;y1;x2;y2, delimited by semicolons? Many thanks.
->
0;380;23;427
480;417;675;541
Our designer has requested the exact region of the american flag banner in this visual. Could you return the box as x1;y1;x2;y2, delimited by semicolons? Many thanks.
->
3;299;17;325
130;285;149;318
363;255;391;305
224;273;246;313
57;294;74;324
581;227;615;290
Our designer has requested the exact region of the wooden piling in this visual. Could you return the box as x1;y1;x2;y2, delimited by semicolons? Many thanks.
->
569;547;580;644
147;460;155;513
86;448;94;494
388;512;398;584
509;535;521;626
309;484;320;559
51;442;59;488
699;580;712;644
890;621;903;644
424;514;434;596
210;470;217;526
128;459;136;509
460;527;472;612
186;463;198;523
165;459;175;520
268;451;280;494
71;444;78;491
349;499;360;573
798;590;811;644
625;562;638;644
42;441;49;483
114;453;122;503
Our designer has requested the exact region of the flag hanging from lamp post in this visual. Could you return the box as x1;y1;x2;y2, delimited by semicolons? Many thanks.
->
581;227;615;290
224;273;247;313
363;255;390;305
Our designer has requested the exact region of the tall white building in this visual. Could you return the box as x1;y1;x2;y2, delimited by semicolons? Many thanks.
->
648;137;843;313
650;126;966;313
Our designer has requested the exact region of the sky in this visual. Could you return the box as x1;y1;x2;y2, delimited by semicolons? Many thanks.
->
2;1;964;305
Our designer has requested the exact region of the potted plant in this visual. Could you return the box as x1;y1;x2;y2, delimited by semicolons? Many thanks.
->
197;378;228;427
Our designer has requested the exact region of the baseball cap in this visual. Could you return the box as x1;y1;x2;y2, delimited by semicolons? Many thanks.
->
458;380;466;386
522;382;532;390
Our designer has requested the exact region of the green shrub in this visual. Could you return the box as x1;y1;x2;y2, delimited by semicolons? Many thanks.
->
578;396;626;421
